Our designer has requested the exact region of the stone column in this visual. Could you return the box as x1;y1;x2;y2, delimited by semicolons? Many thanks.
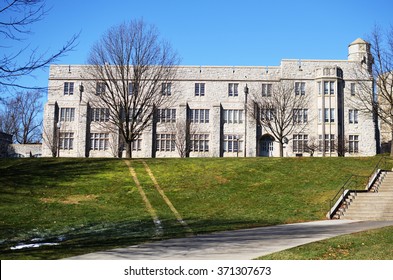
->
77;102;88;157
210;103;222;157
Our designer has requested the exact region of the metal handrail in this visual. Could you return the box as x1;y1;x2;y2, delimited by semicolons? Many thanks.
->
328;175;368;217
327;156;390;219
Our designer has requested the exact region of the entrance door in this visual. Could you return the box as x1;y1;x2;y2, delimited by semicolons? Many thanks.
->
259;135;274;157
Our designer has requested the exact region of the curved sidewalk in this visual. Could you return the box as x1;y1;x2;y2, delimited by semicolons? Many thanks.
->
67;220;393;260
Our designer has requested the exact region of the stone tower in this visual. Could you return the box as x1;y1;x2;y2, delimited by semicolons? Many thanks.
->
348;38;373;73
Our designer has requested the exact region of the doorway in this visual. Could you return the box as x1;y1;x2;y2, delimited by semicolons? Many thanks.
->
259;134;274;157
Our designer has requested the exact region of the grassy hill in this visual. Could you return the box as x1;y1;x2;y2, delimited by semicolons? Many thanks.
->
0;156;389;259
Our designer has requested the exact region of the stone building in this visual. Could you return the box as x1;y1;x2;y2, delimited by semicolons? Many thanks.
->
0;132;12;158
42;38;377;158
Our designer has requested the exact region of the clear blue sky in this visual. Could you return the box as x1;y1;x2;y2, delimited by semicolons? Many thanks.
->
9;0;393;92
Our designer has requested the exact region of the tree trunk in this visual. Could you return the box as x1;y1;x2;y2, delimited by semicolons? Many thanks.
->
126;141;133;158
390;130;393;157
279;142;284;157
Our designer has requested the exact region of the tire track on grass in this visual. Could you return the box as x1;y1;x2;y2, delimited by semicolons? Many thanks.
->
142;160;193;235
124;160;163;237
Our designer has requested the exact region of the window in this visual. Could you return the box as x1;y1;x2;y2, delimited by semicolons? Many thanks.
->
132;136;142;151
262;83;272;97
318;134;335;152
59;132;74;150
195;83;205;96
157;108;176;123
128;83;137;95
223;109;243;124
349;109;358;124
350;83;356;96
90;133;109;151
189;109;209;123
323;81;335;95
324;108;329;122
156;134;175;151
293;109;308;123
190;134;209;152
323;108;335;123
293;134;308;153
260;108;275;121
324;82;329;94
96;82;106;95
228;83;238;96
64;82;74;95
121;108;142;122
349;135;359;153
120;135;142;151
60;108;75;122
162;83;172;96
324;134;335;152
330;81;335;94
330;108;335;122
91;108;109;122
295;82;305;95
223;135;243;152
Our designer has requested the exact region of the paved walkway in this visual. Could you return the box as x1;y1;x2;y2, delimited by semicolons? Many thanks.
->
67;219;393;260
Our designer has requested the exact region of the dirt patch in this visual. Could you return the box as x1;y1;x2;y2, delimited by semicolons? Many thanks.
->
214;175;229;184
40;194;98;205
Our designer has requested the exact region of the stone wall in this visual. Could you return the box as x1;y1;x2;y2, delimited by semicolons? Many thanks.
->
42;39;377;158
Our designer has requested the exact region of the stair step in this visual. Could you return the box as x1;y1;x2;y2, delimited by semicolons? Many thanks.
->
335;171;393;220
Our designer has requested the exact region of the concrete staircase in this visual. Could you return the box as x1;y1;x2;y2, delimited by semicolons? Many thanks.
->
340;171;393;220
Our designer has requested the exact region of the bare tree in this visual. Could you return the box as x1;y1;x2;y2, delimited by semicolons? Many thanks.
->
0;0;78;90
87;19;179;158
165;119;199;158
42;124;57;157
351;26;393;155
303;136;318;157
248;81;309;157
0;90;43;143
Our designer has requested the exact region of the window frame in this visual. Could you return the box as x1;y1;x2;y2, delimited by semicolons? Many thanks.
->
96;82;106;95
223;134;243;153
261;83;272;97
90;133;109;151
195;83;205;96
190;134;209;152
293;134;308;153
59;132;74;150
295;82;306;95
349;135;359;154
156;134;176;152
161;83;172;96
63;82;74;95
60;108;75;122
228;83;239;97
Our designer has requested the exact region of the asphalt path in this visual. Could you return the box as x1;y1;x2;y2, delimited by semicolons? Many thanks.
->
66;219;393;260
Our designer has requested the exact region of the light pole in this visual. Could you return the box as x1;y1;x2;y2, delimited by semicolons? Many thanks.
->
56;122;61;157
244;84;249;157
79;82;84;103
235;135;239;157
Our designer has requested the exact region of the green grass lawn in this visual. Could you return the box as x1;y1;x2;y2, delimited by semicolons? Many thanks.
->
0;156;390;259
258;226;393;260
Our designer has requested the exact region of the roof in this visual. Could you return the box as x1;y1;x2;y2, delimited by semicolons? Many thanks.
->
349;38;369;46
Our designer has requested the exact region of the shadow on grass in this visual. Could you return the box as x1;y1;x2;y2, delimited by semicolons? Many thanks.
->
0;158;116;191
0;218;283;260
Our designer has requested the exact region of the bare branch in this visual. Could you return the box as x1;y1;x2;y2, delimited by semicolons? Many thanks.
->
248;80;310;157
351;25;393;155
0;90;42;143
87;19;179;158
0;0;79;91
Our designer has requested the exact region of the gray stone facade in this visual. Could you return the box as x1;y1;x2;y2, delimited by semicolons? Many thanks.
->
42;38;377;158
